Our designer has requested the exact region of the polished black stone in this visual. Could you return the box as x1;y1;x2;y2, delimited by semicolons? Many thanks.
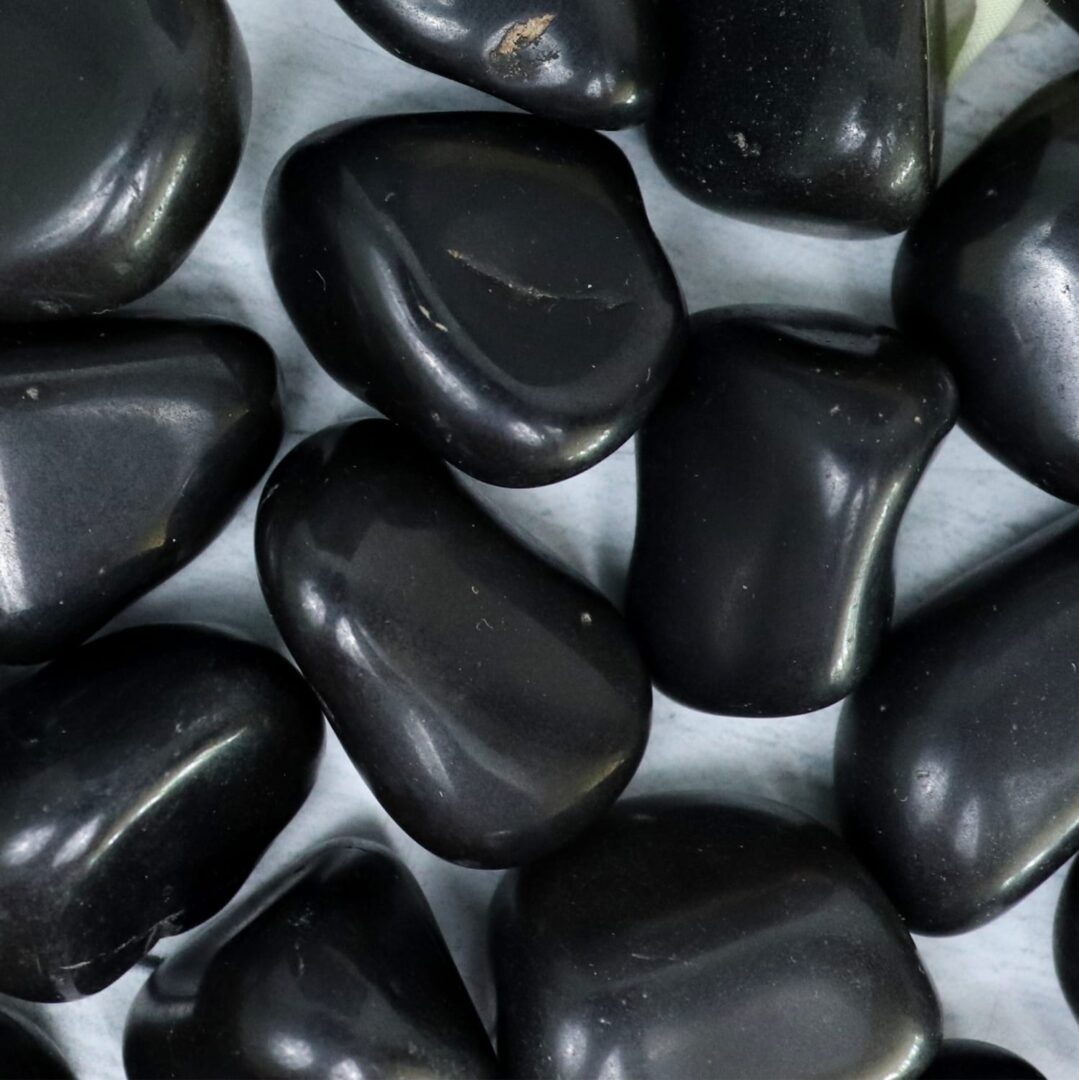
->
265;111;686;488
490;793;941;1079
836;514;1079;935
334;0;662;130
1;0;250;320
649;0;945;237
1050;1;1079;30
0;1005;72;1079
0;318;281;665
256;419;651;868
124;838;497;1079
895;73;1079;504
627;307;957;718
922;1040;1045;1079
0;625;324;1002
1055;858;1079;1024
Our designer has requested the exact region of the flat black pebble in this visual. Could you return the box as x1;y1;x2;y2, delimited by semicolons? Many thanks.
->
0;625;324;1002
895;73;1079;503
836;514;1079;934
490;792;940;1079
0;318;281;665
649;0;944;236
0;1005;72;1079
334;0;663;129
256;419;651;868
628;307;957;717
922;1040;1045;1079
1;0;250;320
265;111;686;487
124;838;497;1079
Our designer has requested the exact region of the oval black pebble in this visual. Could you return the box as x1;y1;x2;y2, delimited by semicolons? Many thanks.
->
124;838;497;1079
895;73;1079;503
256;419;651;869
922;1040;1045;1080
649;0;944;237
627;307;956;717
0;0;250;320
264;111;686;488
0;318;282;665
836;514;1079;935
0;625;324;1002
490;792;941;1079
334;0;663;130
1055;858;1079;1024
0;1005;72;1080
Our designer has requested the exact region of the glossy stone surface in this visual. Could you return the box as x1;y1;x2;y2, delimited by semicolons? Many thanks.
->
256;419;651;868
0;319;281;665
1055;858;1079;1023
490;793;941;1079
1;0;250;320
649;0;945;237
124;838;497;1079
0;1005;72;1079
0;625;324;1002
334;0;662;129
922;1040;1045;1079
265;111;685;487
895;73;1079;504
836;514;1079;935
627;307;957;718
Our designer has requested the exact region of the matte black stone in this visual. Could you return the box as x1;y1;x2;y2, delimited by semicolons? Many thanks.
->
124;839;497;1079
1;0;250;320
649;0;945;237
265;111;686;488
627;307;957;718
895;73;1079;504
922;1040;1045;1079
1055;857;1079;1024
0;625;324;1002
0;318;281;665
1049;1;1079;30
255;419;651;868
0;1005;72;1079
490;793;941;1080
334;0;663;130
836;514;1079;935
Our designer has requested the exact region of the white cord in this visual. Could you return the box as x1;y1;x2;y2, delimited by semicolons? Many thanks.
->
947;0;1042;81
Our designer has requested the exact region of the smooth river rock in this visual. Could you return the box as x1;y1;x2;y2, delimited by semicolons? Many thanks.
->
895;73;1079;504
649;0;945;237
265;111;686;487
256;419;651;868
836;514;1079;935
0;1005;72;1079
0;318;281;665
922;1040;1045;1079
627;307;957;717
333;0;663;129
0;625;324;1002
1055;857;1079;1024
1;0;250;320
124;838;497;1079
1050;1;1079;30
490;793;941;1079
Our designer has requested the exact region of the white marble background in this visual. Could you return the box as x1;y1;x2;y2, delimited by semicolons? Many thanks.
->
19;2;1079;1076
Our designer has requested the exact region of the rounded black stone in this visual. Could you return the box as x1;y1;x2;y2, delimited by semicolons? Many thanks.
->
1055;857;1079;1024
922;1040;1045;1079
0;1005;72;1079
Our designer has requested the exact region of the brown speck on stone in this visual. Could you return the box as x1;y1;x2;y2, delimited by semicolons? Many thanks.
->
496;14;556;57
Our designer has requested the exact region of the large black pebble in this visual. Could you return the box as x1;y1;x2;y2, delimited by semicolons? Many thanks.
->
649;0;945;237
1055;857;1079;1024
490;792;941;1079
0;625;324;1002
922;1040;1044;1079
628;307;956;717
256;419;651;869
0;1004;72;1079
895;73;1079;503
334;0;663;130
265;111;685;487
1050;1;1079;29
837;514;1079;935
1;0;250;320
124;838;497;1079
0;318;281;665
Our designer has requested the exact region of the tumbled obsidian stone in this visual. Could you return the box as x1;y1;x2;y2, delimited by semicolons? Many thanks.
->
490;793;941;1079
627;307;956;718
265;111;685;487
124;838;497;1079
922;1040;1045;1079
836;514;1079;935
0;1005;72;1079
649;0;945;237
334;0;663;129
895;74;1079;503
1;0;250;320
0;625;324;1002
1056;858;1079;1023
256;419;651;868
0;318;281;665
